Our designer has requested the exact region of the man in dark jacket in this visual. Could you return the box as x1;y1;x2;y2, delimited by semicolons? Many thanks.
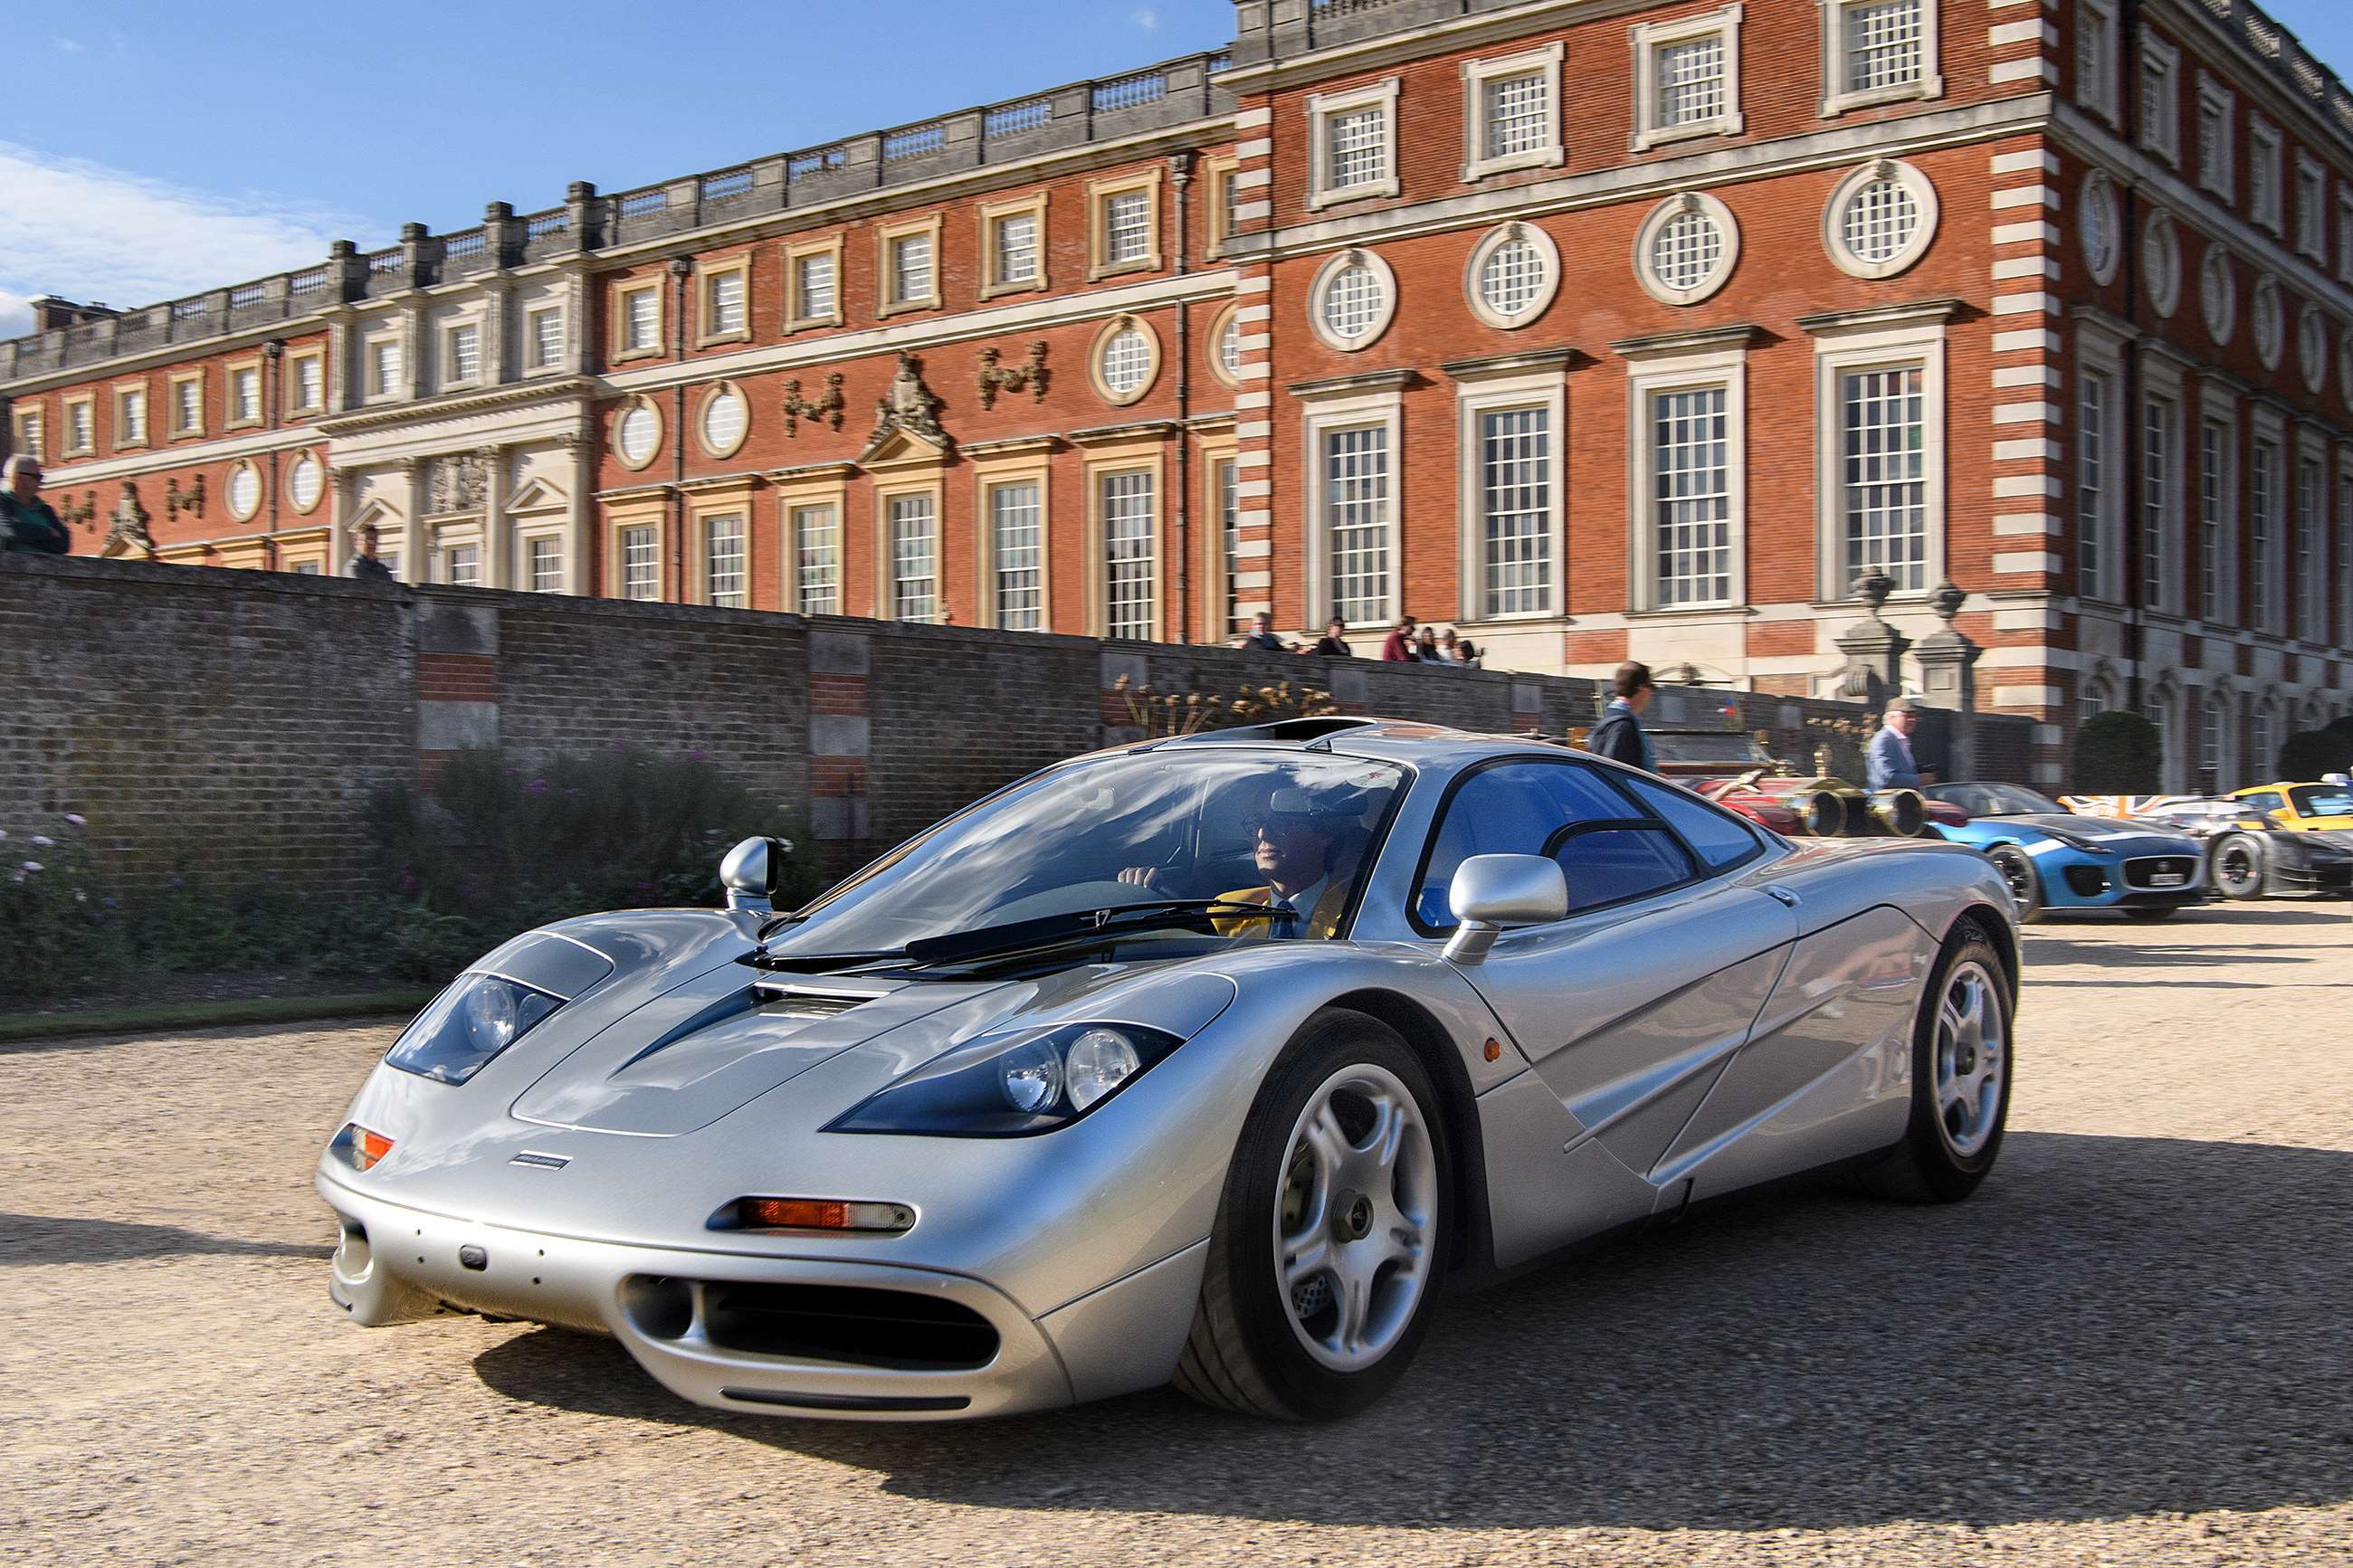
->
1586;660;1656;773
345;523;395;581
1237;611;1292;653
0;456;71;554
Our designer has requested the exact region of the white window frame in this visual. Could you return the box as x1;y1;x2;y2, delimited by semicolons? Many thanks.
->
167;369;204;437
615;518;662;601
973;456;1053;633
1625;338;1748;613
978;193;1050;300
365;332;405;404
785;235;844;331
1308;247;1399;353
2201;243;2237;346
2298;305;2329;395
787;498;843;618
2139;32;2180;166
1307;78;1401;211
2080;170;2124;286
2196;74;2235;202
1088;169;1165;280
879;214;944;317
2337;451;2353;646
1464;221;1562;330
286;347;326;416
2249;403;2288;635
2075;325;2127;606
694;380;752;460
2141;354;2187;615
1462;44;1564;182
2074;0;2120;125
224;358;264;431
442;317;484;392
1297;382;1404;631
1635;191;1742;306
2197;384;2239;626
2248;117;2283;235
1823;158;1939;280
2294;426;2329;642
1453;363;1567;624
1821;0;1941;118
60;394;93;458
880;483;943;623
2142;208;2184;318
1809;310;1948;602
2293;151;2328;264
523;531;566;594
2252;272;2284;372
525;306;567;373
1093;466;1159;641
13;405;42;462
611;278;664;361
111;382;148;451
1631;5;1744;152
1089;313;1164;406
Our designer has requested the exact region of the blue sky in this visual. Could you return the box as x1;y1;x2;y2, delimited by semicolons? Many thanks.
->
0;0;2347;337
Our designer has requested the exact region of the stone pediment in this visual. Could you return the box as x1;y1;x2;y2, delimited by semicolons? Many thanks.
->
858;423;952;472
347;498;399;538
507;476;567;513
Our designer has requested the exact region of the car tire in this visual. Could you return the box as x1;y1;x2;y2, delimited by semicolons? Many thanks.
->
1860;928;2013;1204
1172;1009;1453;1422
2210;834;2267;900
2121;906;2179;922
1987;845;2044;924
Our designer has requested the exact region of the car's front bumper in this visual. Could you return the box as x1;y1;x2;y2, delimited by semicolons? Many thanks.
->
318;1172;1206;1421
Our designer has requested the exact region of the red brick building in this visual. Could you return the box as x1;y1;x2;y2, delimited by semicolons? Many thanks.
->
6;0;2353;787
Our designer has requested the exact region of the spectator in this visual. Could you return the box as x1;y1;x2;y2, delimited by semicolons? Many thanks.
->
1456;636;1482;668
1305;616;1353;657
1586;661;1656;772
1437;628;1480;667
1237;611;1292;653
1379;615;1420;661
1415;626;1442;661
1868;697;1934;789
345;522;395;581
0;455;71;555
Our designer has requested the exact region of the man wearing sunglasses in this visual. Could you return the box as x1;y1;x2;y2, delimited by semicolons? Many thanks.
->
1208;787;1357;939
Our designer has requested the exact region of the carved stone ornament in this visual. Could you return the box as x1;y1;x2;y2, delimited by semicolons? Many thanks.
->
869;351;946;446
976;341;1051;410
54;490;95;528
782;371;846;437
104;480;157;559
165;474;205;521
429;453;487;515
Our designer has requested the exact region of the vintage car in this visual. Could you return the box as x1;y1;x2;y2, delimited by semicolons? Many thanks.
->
2063;794;2353;900
319;717;2018;1423
1643;728;1968;841
2227;779;2353;832
1922;783;2205;922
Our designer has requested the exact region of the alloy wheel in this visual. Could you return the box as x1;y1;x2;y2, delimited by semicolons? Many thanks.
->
1933;960;2007;1159
1272;1063;1438;1373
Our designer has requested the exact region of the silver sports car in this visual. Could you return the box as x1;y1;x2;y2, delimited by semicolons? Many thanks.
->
319;717;2019;1421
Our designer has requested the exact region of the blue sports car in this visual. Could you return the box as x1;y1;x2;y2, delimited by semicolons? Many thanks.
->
1924;783;2205;923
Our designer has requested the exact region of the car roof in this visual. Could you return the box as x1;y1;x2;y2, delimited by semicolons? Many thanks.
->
1135;716;1641;774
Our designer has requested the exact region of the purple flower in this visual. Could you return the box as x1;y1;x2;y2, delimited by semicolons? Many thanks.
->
22;860;43;874
525;778;550;795
62;813;85;827
687;748;708;762
30;835;53;848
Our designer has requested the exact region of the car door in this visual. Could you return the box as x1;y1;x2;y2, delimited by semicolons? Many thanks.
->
1412;758;1797;1182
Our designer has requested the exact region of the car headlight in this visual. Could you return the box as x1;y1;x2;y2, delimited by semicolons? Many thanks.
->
385;973;565;1085
2035;829;2114;854
825;1022;1185;1137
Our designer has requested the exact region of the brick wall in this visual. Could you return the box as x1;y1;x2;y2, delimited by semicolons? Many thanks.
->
0;553;2034;895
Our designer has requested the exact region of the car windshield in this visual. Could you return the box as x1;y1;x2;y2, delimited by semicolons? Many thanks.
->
761;750;1408;962
1932;783;2065;816
2290;785;2353;816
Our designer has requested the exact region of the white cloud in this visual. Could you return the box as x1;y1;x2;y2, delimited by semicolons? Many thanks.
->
54;37;85;55
1132;6;1159;29
0;142;366;340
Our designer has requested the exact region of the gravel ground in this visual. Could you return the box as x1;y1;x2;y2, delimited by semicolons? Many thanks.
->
4;905;2349;1566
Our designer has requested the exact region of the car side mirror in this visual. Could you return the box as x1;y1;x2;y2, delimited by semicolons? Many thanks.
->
719;836;787;914
1443;854;1568;965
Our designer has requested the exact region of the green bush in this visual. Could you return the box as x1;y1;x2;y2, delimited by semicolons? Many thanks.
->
2072;710;2163;794
2279;728;2353;781
0;816;108;998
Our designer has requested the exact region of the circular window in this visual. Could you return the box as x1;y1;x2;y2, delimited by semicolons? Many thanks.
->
2298;306;2329;394
614;398;661;469
2253;274;2284;370
224;462;262;522
1823;160;1938;280
2200;246;2236;346
2141;210;2182;318
1308;248;1397;352
2080;172;2122;285
287;453;323;514
1465;222;1560;329
1090;315;1161;405
697;383;748;458
1206;304;1244;389
1635;192;1739;305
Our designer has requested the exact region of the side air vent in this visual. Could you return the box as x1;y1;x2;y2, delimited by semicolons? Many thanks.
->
751;987;867;1019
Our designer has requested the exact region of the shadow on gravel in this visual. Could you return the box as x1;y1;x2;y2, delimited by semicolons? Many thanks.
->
475;1131;2353;1532
2021;936;2326;969
0;1212;335;1265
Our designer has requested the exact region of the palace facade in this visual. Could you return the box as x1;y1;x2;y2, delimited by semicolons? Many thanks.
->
6;0;2353;787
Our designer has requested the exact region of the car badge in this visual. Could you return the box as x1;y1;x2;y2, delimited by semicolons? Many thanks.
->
510;1151;571;1170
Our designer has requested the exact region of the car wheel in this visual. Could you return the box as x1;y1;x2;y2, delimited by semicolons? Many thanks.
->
2121;906;2179;922
2210;834;2267;900
1173;1009;1451;1421
1861;929;2013;1204
1987;845;2044;924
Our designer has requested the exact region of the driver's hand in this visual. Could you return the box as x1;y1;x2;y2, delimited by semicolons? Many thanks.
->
1117;867;1162;889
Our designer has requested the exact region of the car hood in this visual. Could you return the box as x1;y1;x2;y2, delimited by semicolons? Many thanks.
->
1992;813;2194;847
462;911;1238;1136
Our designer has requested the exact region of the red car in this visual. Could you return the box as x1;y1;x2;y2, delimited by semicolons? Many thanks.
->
1643;729;1968;839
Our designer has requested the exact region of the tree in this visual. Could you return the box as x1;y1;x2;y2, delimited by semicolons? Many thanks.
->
2279;728;2353;781
2072;710;2163;794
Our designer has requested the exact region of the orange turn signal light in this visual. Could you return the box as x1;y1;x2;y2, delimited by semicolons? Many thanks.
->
349;1126;395;1171
737;1196;915;1233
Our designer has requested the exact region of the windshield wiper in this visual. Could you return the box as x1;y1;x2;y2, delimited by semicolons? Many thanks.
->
739;946;907;973
897;898;1298;970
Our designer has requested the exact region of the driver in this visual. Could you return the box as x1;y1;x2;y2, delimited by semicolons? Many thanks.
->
1118;785;1363;938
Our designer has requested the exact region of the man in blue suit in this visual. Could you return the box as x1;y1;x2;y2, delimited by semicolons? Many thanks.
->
1867;698;1931;790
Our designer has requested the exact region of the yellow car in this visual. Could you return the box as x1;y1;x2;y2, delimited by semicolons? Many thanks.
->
2228;780;2353;832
